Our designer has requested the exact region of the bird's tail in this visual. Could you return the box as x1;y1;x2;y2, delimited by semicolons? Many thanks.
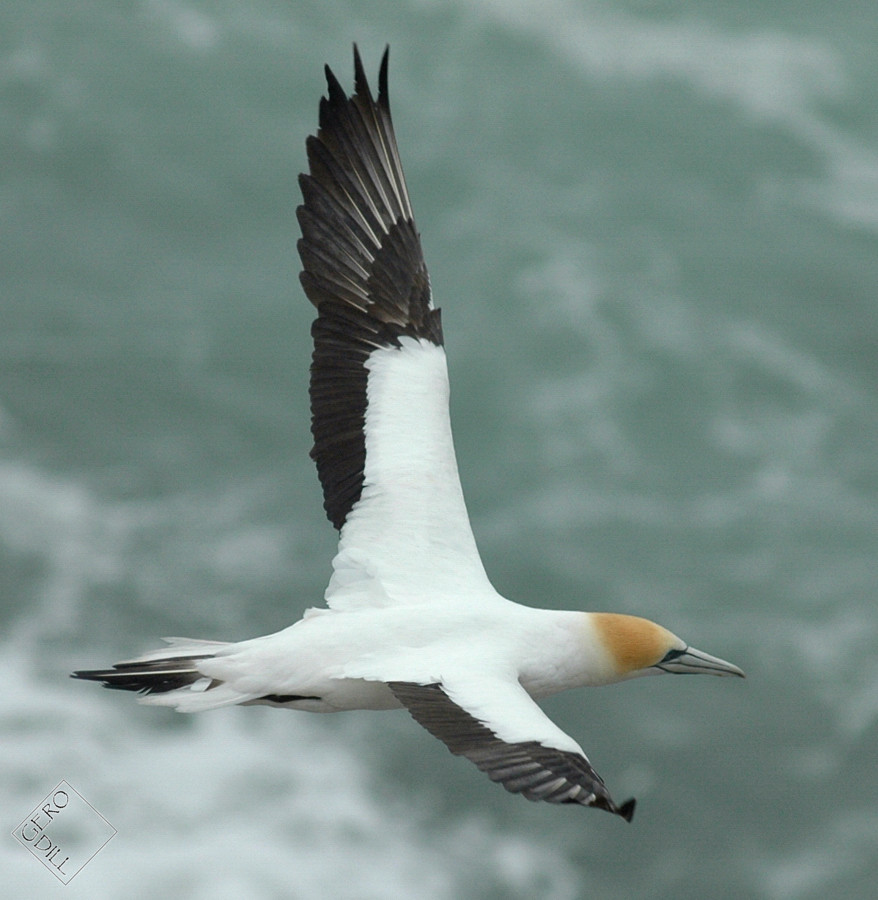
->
71;637;251;712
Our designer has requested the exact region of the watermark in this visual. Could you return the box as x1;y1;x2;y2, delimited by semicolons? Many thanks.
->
11;781;116;884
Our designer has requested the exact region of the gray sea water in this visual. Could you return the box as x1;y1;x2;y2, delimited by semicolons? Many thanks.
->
2;2;876;898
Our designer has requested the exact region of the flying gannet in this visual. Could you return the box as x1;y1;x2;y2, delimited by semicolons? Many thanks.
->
73;47;744;821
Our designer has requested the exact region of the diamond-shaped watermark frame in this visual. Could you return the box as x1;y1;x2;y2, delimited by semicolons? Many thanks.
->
11;780;116;884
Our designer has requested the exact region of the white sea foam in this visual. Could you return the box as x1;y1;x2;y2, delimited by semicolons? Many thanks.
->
0;455;579;899
468;0;878;230
470;0;841;119
144;0;222;51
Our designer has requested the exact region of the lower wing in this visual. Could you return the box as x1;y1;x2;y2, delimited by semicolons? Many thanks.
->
388;678;635;820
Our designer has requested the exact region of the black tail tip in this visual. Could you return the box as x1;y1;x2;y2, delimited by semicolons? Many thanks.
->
70;669;122;690
70;669;105;682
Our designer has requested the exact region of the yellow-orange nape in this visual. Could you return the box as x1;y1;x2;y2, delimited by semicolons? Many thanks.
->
590;613;682;677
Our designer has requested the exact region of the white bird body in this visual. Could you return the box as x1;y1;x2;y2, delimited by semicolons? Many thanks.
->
73;47;743;820
140;606;621;713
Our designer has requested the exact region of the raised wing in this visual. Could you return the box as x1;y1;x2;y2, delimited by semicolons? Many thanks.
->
297;47;493;605
389;680;636;820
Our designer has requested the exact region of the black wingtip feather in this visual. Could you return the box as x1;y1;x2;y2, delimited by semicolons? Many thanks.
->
619;798;637;823
352;43;370;101
323;62;345;105
378;45;390;109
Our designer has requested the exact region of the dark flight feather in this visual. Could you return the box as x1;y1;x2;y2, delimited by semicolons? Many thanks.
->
297;46;442;530
389;681;636;820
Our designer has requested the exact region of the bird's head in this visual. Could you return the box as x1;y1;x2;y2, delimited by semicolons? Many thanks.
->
590;613;745;681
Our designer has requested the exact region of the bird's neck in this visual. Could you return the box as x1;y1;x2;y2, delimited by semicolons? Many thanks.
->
516;610;621;697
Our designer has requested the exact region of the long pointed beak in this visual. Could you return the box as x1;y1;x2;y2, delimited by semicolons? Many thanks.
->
655;646;745;677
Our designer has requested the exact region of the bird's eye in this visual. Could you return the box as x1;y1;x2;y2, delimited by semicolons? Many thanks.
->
659;647;687;663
